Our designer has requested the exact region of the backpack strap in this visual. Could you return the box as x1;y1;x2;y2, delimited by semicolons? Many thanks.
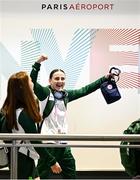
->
37;92;50;133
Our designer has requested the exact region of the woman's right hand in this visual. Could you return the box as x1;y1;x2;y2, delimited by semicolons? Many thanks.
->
51;162;62;174
37;55;48;63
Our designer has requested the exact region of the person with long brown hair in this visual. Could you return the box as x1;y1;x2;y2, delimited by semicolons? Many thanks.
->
0;71;61;179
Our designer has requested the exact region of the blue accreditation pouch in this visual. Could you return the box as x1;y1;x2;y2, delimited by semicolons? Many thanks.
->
100;67;121;104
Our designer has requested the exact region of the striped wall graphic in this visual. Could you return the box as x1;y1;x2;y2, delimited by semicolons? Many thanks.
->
30;28;97;89
20;28;140;90
21;41;41;73
90;28;140;90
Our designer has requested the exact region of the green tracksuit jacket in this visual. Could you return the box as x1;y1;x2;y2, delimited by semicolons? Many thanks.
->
120;119;140;177
1;110;56;179
30;62;107;179
31;62;107;118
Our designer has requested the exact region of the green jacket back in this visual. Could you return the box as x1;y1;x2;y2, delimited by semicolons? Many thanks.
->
120;118;140;177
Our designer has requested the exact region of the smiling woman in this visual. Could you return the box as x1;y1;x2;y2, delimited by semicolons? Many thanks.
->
30;54;114;179
49;69;66;91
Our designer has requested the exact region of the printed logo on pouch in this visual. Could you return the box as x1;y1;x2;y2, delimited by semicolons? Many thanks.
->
107;84;113;90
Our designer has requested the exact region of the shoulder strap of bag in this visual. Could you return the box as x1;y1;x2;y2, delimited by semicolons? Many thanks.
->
37;92;50;133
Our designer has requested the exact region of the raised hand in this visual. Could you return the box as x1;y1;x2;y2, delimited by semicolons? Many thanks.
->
37;54;48;63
